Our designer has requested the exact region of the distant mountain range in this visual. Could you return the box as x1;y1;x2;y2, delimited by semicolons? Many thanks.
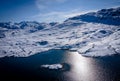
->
0;7;120;57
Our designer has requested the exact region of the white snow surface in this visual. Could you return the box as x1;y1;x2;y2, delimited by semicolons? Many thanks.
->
0;23;120;57
0;7;120;57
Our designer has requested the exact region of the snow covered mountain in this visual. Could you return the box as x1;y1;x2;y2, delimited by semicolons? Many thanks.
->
66;7;120;26
0;7;120;57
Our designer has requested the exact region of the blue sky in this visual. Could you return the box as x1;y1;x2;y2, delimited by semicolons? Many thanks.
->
0;0;120;22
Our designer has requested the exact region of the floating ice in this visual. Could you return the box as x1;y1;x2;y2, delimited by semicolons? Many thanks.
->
41;64;63;69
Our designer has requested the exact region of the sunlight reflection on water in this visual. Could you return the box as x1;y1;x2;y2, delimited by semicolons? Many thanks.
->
0;50;119;81
62;51;110;81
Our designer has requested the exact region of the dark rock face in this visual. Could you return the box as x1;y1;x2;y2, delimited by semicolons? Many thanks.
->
37;41;48;45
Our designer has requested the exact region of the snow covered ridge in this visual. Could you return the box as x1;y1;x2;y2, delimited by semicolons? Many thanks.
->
66;7;120;26
0;7;120;57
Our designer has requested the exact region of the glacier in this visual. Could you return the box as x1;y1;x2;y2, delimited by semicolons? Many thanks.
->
0;7;120;57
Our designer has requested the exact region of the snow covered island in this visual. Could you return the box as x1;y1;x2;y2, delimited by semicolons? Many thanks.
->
41;64;63;70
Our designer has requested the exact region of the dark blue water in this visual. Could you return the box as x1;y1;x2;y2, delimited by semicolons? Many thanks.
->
0;49;120;81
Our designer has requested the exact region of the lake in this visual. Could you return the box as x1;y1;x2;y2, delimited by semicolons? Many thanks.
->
0;49;120;81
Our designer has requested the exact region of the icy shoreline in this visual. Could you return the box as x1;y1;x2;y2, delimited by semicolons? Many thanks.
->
0;23;120;58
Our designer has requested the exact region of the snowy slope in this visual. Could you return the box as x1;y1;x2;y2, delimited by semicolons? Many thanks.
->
0;7;120;57
66;7;120;26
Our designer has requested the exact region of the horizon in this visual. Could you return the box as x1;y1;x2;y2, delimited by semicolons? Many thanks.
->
0;0;120;23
